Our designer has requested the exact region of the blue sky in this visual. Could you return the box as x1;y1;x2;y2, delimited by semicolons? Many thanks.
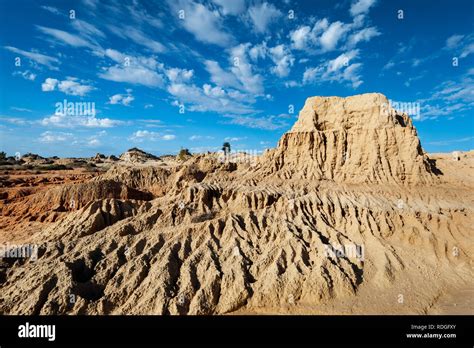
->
0;0;473;157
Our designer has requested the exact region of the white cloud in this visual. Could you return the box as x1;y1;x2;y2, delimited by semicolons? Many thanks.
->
99;50;165;87
58;78;95;96
189;135;214;140
0;116;29;125
103;48;127;63
460;43;474;58
248;2;282;34
290;15;379;52
290;19;348;52
445;34;464;49
417;72;474;120
342;63;363;88
211;0;246;15
432;79;474;104
41;6;61;15
383;61;395;70
303;50;363;88
444;34;474;59
167;82;255;115
203;84;226;98
302;67;322;84
82;0;99;9
10;107;32;113
41;78;58;92
36;25;97;49
107;25;166;53
205;44;265;97
320;21;351;51
249;42;268;61
129;130;176;142
126;1;164;29
290;18;328;51
247;42;294;77
165;68;194;83
41;77;94;96
229;44;264;94
328;49;359;72
40;113;122;128
39;130;108;147
204;60;241;89
13;70;36;81
4;46;60;70
269;44;294;77
350;0;377;17
39;131;73;143
87;138;101;146
427;136;474;146
169;0;233;46
109;90;134;106
72;20;106;40
285;80;300;88
347;27;380;47
290;26;311;50
226;114;289;130
224;136;247;142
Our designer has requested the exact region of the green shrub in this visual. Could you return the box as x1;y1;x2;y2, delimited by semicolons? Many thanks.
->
177;148;192;161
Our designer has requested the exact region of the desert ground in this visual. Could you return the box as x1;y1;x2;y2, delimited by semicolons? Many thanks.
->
0;93;472;315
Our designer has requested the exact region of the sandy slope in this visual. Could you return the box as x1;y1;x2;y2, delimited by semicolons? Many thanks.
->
0;93;472;315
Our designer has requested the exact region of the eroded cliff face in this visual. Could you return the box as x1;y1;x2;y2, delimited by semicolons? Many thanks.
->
261;93;433;184
1;94;472;315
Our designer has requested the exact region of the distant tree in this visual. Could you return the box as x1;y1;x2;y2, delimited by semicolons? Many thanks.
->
0;151;6;160
222;142;231;155
177;148;191;161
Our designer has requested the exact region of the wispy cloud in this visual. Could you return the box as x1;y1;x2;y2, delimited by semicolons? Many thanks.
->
211;0;246;15
248;2;282;34
427;136;474;146
4;46;60;70
107;24;166;53
303;49;363;88
444;33;474;58
0;116;29;125
189;135;215;141
225;114;290;130
99;49;165;87
168;0;233;47
13;70;36;81
418;72;474;120
350;0;377;18
10;107;32;113
36;25;98;50
129;130;176;142
41;6;61;15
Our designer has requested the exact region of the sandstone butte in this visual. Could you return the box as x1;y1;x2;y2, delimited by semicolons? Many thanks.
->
0;93;472;315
